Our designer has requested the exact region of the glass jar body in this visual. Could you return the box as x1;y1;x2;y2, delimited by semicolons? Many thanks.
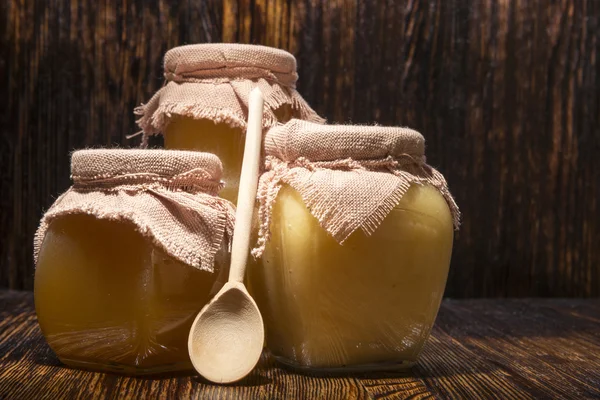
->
248;184;454;371
164;106;292;203
34;214;226;375
165;118;243;203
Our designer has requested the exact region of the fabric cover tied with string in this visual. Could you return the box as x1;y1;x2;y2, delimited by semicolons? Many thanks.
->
34;149;235;272
135;43;324;145
253;119;461;258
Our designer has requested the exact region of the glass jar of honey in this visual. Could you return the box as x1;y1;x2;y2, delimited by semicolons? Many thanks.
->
135;43;324;202
34;149;235;375
248;120;460;372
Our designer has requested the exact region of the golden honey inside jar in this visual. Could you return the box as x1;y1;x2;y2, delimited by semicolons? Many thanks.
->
248;120;460;371
34;149;234;374
164;110;289;202
136;43;324;203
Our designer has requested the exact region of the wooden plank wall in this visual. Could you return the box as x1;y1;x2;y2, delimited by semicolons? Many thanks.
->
1;0;599;297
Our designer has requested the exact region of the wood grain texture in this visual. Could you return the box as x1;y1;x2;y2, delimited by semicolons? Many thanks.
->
1;291;599;399
1;0;600;296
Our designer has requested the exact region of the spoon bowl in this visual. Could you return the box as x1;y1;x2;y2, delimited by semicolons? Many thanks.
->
188;282;264;383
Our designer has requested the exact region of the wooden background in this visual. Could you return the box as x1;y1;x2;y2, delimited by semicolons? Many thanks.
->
1;0;599;297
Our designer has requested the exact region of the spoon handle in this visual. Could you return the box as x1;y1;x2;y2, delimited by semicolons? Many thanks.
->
228;88;264;284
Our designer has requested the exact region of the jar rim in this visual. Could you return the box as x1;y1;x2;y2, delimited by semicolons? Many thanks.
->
70;149;223;182
264;119;425;162
164;43;297;78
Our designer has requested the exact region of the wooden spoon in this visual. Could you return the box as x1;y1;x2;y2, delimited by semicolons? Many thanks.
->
187;88;265;384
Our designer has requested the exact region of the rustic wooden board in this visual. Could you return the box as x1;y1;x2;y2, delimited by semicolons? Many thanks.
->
1;0;600;296
1;291;599;399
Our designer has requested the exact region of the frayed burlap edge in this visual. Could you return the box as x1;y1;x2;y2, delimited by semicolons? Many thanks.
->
134;80;325;146
34;188;235;273
252;155;460;258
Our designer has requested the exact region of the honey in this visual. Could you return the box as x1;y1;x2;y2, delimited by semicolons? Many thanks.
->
35;214;225;374
248;183;454;370
136;44;322;205
164;105;292;203
33;149;232;375
165;119;243;203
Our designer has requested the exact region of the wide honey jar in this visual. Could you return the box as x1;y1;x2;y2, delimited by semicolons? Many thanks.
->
248;120;460;371
34;149;235;374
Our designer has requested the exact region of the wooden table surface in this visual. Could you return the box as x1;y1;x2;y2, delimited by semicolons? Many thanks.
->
1;291;599;399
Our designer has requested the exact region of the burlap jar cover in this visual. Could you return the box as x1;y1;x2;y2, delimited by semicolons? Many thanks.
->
135;43;325;145
34;149;235;272
252;120;461;257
